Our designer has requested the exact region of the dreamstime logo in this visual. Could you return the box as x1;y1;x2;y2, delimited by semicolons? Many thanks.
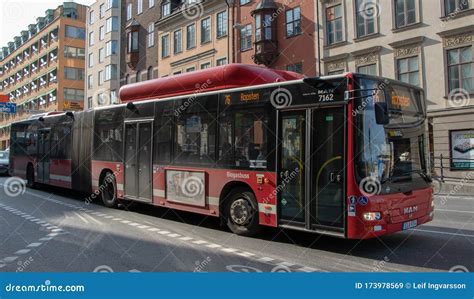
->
270;88;293;109
4;177;26;197
449;265;469;273
181;176;204;197
226;264;292;273
359;176;381;196
1;1;25;25
358;1;381;20
93;265;141;273
181;2;204;20
271;265;292;273
448;88;470;108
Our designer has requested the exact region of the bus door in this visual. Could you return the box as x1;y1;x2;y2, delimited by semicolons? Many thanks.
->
37;129;51;184
278;107;345;233
124;120;153;203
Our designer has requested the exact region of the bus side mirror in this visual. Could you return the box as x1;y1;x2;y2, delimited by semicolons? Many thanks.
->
375;102;389;125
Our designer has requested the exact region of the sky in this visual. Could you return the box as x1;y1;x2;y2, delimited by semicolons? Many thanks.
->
0;0;95;47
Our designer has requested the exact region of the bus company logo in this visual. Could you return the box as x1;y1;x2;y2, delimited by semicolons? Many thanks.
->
270;88;293;109
359;176;381;197
240;92;260;102
226;172;250;180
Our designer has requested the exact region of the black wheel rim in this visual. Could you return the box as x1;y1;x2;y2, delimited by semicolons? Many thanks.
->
230;197;254;226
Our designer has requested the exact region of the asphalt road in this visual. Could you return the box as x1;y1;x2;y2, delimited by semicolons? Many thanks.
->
0;176;472;273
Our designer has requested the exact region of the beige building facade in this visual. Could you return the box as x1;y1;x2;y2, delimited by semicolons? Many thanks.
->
156;0;232;76
0;2;87;149
318;0;474;189
85;0;122;109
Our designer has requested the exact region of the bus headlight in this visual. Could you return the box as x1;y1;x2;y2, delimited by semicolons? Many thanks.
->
363;212;382;221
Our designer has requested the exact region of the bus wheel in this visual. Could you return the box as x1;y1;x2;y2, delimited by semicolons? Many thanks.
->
101;172;118;208
26;165;36;189
224;188;261;236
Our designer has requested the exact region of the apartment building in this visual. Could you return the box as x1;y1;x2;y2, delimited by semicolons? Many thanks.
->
318;0;474;185
155;0;231;76
235;0;319;76
0;2;87;150
121;0;161;85
85;0;121;109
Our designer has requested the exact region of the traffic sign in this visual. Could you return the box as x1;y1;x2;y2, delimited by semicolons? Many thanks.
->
0;102;17;114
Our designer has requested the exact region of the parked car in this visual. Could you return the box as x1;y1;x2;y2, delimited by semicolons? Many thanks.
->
0;150;9;175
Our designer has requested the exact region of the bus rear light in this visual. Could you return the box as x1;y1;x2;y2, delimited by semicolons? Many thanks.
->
363;212;382;221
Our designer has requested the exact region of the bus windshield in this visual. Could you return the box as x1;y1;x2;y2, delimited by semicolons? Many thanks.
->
354;78;430;194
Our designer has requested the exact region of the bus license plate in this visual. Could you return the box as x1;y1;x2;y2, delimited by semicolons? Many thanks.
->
402;220;417;230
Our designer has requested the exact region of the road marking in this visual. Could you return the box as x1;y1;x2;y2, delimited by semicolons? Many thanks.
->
128;222;140;226
237;252;255;257
179;237;193;241
206;244;222;249
414;228;474;238
221;248;238;253
148;228;160;232
27;243;42;248
138;225;149;229
436;209;474;214
258;257;275;262
72;212;89;224
278;261;295;267
192;240;207;245
158;231;170;235
168;233;181;238
3;257;18;263
14;249;31;255
298;266;319;272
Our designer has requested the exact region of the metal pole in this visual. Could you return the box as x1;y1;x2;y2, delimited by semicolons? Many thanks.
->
440;153;444;182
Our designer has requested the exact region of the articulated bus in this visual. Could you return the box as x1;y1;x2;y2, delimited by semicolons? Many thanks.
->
9;64;434;239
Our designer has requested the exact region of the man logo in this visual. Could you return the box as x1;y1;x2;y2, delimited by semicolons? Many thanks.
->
403;206;418;214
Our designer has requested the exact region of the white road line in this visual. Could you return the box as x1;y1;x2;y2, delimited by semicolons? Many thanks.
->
148;228;160;232
72;212;89;224
258;257;275;262
168;233;181;238
237;252;255;257
3;256;18;263
27;243;42;248
158;231;170;235
413;228;474;238
15;249;31;255
83;214;102;225
192;240;207;245
436;209;474;214
39;237;53;241
298;266;319;272
221;248;238;253
278;261;295;267
138;225;149;229
206;244;222;249
179;237;193;241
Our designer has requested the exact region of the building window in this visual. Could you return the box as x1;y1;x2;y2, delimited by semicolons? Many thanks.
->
98;70;104;85
186;66;196;72
447;46;473;94
326;5;343;45
201;62;211;69
240;0;250;5
162;35;170;58
255;14;272;41
87;75;93;89
136;70;141;82
137;0;143;14
187;23;196;49
162;1;171;17
328;69;345;75
89;10;94;25
174;29;182;54
128;31;139;53
201;17;211;44
98;93;106;105
149;0;155;8
147;23;155;47
88;31;94;46
147;66;153;80
88;53;93;68
240;24;252;51
286;7;302;37
395;0;417;28
106;17;118;33
100;3;105;18
445;0;470;15
107;0;118;9
286;62;303;74
106;40;118;56
357;64;377;75
110;90;117;104
127;3;132;20
64;67;84;80
64;88;84;101
356;0;377;38
64;46;85;59
88;96;93;108
397;56;419;86
216;58;227;66
99;26;105;41
105;64;117;81
217;11;228;38
99;48;105;63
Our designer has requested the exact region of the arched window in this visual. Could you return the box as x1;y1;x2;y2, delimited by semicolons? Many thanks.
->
136;70;141;82
147;66;153;80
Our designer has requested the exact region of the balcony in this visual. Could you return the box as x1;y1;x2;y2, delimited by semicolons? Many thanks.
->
251;0;279;67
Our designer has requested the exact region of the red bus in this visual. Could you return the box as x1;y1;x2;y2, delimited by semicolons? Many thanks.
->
9;64;434;239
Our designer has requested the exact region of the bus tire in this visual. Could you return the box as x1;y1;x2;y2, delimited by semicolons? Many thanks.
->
223;188;261;236
101;172;118;208
26;164;36;189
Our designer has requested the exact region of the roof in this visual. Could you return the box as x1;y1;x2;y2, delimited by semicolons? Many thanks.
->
119;63;305;103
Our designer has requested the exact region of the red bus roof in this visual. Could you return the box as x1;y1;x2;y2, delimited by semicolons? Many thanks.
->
119;63;305;103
